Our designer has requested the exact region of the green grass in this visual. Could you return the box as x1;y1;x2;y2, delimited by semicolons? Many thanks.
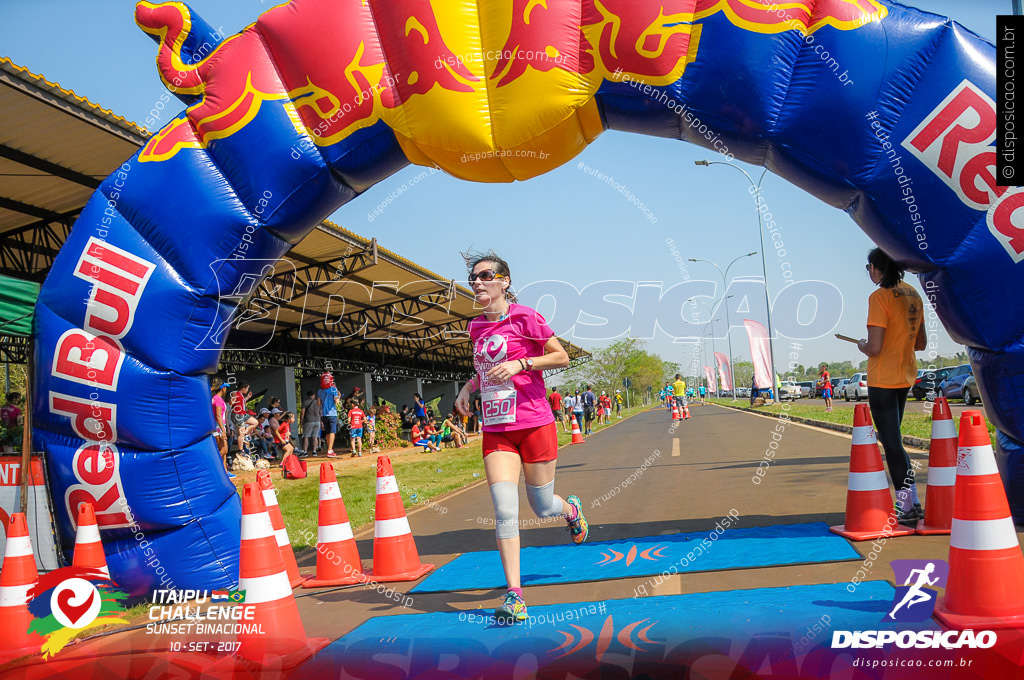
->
255;403;651;548
707;397;998;448
260;446;485;549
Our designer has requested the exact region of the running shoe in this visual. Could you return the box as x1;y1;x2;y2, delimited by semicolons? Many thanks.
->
326;451;337;458
896;504;922;524
494;590;528;622
565;495;589;544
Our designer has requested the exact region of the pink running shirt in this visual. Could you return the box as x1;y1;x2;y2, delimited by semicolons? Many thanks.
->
468;303;555;432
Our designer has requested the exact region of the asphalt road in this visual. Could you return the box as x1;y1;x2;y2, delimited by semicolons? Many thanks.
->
289;402;1018;637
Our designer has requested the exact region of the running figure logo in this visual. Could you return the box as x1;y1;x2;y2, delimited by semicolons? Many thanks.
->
885;559;949;622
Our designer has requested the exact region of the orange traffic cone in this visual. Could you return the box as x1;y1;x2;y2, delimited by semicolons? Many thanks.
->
831;404;914;541
302;464;365;587
256;470;309;587
0;513;44;660
683;403;691;420
917;398;956;535
72;502;109;576
934;410;1024;630
232;483;328;667
365;456;433;582
671;403;680;421
570;414;585;444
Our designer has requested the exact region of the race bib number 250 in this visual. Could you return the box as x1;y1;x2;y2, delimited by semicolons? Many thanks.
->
483;388;517;426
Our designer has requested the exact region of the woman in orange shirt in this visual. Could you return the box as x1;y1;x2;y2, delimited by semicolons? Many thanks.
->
856;248;927;523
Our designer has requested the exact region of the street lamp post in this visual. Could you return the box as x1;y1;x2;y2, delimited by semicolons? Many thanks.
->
689;253;756;401
701;321;715;394
695;160;778;397
691;297;717;387
691;295;732;395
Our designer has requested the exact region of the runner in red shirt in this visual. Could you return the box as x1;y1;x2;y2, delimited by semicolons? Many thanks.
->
547;387;566;432
455;251;589;623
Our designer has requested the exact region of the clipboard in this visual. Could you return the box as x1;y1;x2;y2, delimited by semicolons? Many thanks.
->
835;333;859;344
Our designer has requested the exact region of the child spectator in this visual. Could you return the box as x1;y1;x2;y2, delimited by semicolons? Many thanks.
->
425;417;443;449
277;411;296;458
366;406;379;454
251;410;272;459
411;419;439;452
442;412;468;448
262;423;277;459
348;402;365;457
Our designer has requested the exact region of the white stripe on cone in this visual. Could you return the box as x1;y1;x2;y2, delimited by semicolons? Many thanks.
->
847;471;889;492
931;419;957;439
956;446;999;476
262;489;278;507
927;466;957;487
75;524;101;545
950;518;1021;551
377;476;399;496
320;482;341;501
241;513;275;540
318;522;354;544
238;571;294;604
851;426;877;446
375;517;412;539
0;584;33;607
274;528;290;547
3;536;32;558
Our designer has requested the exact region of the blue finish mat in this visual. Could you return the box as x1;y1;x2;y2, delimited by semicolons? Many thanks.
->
411;522;861;593
296;582;933;678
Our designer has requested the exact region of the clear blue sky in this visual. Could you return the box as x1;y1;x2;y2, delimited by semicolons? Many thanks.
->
0;1;1003;373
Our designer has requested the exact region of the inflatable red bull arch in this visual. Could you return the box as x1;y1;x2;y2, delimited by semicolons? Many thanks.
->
32;0;1019;593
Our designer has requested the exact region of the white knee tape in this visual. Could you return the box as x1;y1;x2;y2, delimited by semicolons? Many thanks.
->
526;480;563;518
489;481;520;539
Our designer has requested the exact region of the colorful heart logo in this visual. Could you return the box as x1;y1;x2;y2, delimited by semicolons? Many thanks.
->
56;586;96;627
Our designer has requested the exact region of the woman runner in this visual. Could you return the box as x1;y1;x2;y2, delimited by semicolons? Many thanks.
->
455;251;589;623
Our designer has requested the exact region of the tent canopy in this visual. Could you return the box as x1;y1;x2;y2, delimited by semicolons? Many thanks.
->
0;273;39;337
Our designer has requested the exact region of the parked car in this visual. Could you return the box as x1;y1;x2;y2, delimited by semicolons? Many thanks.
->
937;364;974;402
843;373;869;401
736;387;751;398
962;375;982;406
798;381;814;398
911;367;952;400
832;378;849;398
779;381;801;401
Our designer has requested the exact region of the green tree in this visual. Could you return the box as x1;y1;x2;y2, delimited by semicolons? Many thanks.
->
731;361;753;390
561;338;676;396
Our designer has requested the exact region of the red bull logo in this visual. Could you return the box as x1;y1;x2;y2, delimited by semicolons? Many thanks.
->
902;80;1024;263
48;237;156;528
135;0;886;180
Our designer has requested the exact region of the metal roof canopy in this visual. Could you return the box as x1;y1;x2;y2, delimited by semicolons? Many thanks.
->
222;220;590;379
0;58;589;376
0;57;148;281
